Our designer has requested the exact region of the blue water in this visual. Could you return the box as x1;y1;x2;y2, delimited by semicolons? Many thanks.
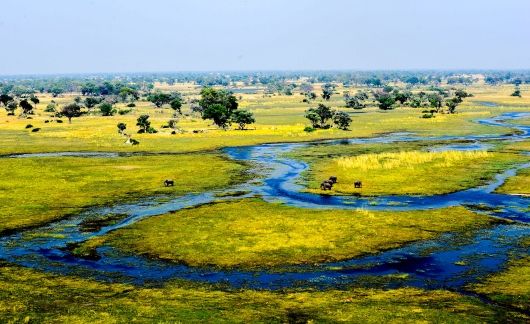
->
0;112;529;291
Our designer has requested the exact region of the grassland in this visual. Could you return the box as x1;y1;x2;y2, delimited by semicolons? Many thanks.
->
0;263;525;323
77;199;496;269
1;84;530;322
0;85;527;155
471;257;530;313
0;153;247;234
289;141;526;196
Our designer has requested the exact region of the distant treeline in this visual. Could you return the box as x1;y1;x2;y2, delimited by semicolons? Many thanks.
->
1;70;529;97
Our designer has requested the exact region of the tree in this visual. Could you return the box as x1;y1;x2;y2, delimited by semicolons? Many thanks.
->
117;122;127;134
304;92;317;103
45;102;57;113
344;91;368;109
511;87;522;97
169;94;183;116
29;95;39;109
19;99;34;117
5;101;18;116
304;109;321;128
199;87;239;129
393;90;412;104
136;114;157;133
427;93;443;112
99;102;116;116
373;91;396;110
321;83;335;100
305;104;334;128
119;87;139;103
0;94;13;107
231;110;255;130
445;97;461;114
49;85;64;97
203;104;232;129
333;111;352;130
147;91;172;108
61;103;82;123
84;97;101;110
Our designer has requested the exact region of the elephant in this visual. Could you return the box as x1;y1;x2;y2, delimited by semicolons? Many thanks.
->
320;181;333;190
354;181;362;188
164;179;175;187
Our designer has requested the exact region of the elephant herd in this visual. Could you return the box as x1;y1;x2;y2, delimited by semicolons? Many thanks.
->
320;177;362;191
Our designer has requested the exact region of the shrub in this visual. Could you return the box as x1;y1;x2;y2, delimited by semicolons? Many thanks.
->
25;124;33;129
304;126;316;132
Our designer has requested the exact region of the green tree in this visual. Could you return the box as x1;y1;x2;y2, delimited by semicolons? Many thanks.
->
117;122;127;134
231;110;255;130
333;111;352;130
0;94;13;107
511;87;522;97
374;91;396;110
305;104;334;128
147;91;172;108
99;102;116;116
19;99;34;117
84;97;101;110
427;93;444;112
29;95;39;109
5;101;18;115
321;83;335;100
61;103;83;123
199;87;239;129
136;114;157;133
169;94;183;116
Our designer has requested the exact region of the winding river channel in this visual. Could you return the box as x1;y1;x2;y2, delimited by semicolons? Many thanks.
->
1;112;529;291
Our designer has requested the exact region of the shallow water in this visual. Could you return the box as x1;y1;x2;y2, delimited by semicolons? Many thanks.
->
0;112;529;291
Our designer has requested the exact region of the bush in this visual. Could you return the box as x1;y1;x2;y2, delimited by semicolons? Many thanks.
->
421;113;434;119
56;119;64;123
31;128;41;132
118;109;132;115
25;124;33;129
304;126;316;132
126;103;136;107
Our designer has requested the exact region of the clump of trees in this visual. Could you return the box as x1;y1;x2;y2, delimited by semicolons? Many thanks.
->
61;103;83;123
344;91;368;109
99;102;116;116
136;114;157;133
199;87;255;130
321;83;335;100
305;104;352;130
511;87;522;97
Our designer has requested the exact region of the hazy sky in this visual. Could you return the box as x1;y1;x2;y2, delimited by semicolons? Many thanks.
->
1;0;529;74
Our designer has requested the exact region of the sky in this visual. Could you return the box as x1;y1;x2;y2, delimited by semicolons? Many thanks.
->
1;0;529;75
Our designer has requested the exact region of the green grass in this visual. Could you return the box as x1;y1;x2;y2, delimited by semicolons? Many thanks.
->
0;88;525;155
0;153;248;233
82;199;496;269
0;263;525;323
289;141;526;196
497;168;530;195
471;257;530;313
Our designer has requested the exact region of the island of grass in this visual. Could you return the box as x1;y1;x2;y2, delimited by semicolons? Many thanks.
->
1;262;526;323
75;198;498;269
471;255;530;313
0;153;248;234
288;141;526;196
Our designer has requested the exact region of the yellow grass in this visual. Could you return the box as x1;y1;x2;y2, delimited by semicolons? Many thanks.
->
336;150;491;171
